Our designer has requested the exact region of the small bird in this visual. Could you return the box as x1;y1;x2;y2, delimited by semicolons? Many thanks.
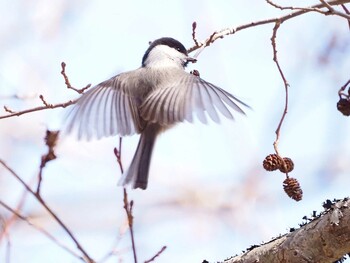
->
66;37;248;190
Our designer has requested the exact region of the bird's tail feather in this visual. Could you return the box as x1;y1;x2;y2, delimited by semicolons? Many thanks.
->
118;124;159;189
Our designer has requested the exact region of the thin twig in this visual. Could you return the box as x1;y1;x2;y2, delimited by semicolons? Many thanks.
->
37;166;44;195
3;106;15;114
187;0;350;54
191;22;200;47
0;175;36;244
39;95;50;107
144;246;167;263
342;3;350;13
270;21;290;157
266;0;327;12
61;62;91;94
0;61;92;120
0;216;12;263
0;200;83;261
267;0;350;19
193;31;218;59
320;0;336;11
338;79;350;98
0;99;77;120
114;137;124;174
36;130;59;195
341;4;350;28
0;159;95;263
123;188;138;263
265;0;288;9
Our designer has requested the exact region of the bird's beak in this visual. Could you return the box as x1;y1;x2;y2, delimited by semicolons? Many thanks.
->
186;56;197;63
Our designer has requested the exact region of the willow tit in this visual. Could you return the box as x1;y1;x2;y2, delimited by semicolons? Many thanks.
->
66;37;247;190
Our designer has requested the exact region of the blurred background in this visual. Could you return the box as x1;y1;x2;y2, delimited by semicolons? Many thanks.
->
0;0;350;262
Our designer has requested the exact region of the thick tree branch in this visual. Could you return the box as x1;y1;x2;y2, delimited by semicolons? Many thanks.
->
223;198;350;263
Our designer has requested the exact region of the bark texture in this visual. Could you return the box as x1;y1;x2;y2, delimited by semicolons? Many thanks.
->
223;198;350;263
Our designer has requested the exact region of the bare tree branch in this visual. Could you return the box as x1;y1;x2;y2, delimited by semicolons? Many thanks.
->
266;0;350;20
0;175;36;245
114;137;124;174
0;1;349;263
270;21;289;158
144;246;167;263
1;2;348;122
0;61;90;120
3;106;15;114
187;0;350;54
338;79;350;98
191;22;200;47
123;188;138;263
341;3;350;28
223;198;350;263
0;98;77;120
0;200;83;261
0;159;95;263
61;62;91;94
36;130;60;195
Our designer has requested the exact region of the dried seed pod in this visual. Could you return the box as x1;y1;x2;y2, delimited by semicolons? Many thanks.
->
190;69;200;77
337;98;350;116
279;157;294;173
45;130;59;149
283;177;303;201
263;154;282;171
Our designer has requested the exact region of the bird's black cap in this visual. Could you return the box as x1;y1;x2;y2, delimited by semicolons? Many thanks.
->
142;37;188;66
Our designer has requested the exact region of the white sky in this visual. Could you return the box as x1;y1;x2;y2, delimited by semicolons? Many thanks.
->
0;0;350;262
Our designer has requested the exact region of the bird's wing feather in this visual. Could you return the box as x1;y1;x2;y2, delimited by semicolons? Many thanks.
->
140;72;248;125
65;71;144;140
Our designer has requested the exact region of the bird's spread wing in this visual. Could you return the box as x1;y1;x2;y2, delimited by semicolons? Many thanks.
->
65;71;144;140
140;72;248;125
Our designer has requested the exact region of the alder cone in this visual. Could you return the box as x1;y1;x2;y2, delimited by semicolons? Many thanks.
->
337;98;350;116
279;157;294;173
263;154;282;171
283;177;303;201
